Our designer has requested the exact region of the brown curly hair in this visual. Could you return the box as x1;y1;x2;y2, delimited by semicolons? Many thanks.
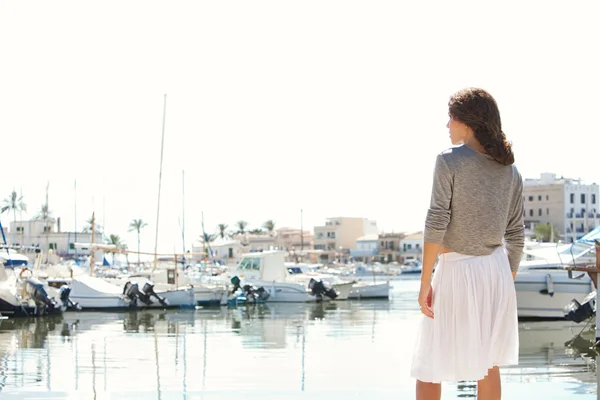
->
448;88;514;166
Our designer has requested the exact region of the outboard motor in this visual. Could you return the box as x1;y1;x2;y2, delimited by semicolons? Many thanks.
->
564;291;596;323
25;278;57;314
241;284;270;303
123;281;142;307
142;282;168;306
308;278;338;302
58;285;82;311
230;276;241;294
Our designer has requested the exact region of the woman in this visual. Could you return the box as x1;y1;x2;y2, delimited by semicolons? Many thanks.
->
411;87;524;400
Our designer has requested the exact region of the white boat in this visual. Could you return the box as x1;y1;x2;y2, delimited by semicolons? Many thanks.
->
44;274;195;310
228;251;351;303
515;228;599;319
0;247;70;317
399;259;422;274
285;262;390;299
104;264;227;307
515;262;595;318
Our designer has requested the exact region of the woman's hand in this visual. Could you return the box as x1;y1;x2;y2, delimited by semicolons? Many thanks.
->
418;282;434;319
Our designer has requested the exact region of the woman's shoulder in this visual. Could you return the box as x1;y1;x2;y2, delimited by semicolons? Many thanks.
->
436;145;472;165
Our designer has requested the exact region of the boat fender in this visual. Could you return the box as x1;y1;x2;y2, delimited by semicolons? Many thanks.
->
539;274;555;297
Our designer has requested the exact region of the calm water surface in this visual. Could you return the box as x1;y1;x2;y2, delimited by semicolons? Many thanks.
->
0;277;596;399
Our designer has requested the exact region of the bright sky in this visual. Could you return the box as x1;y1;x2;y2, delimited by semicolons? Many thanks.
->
1;1;598;253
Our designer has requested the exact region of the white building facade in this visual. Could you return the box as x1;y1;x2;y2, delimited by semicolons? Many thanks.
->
523;173;599;242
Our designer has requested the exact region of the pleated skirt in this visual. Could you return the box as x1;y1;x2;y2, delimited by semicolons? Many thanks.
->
410;246;519;383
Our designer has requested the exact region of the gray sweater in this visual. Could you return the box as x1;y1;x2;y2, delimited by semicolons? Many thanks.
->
424;145;525;272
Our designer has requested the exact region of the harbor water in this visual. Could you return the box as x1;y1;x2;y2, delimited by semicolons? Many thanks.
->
0;276;596;399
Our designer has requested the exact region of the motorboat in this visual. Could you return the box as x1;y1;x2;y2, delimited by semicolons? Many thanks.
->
0;247;71;317
227;251;352;303
515;227;599;319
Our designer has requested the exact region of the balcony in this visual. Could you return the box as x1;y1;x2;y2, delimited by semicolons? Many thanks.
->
575;213;584;218
566;212;573;218
575;227;585;233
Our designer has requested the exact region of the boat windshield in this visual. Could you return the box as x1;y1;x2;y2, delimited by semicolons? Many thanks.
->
238;257;261;271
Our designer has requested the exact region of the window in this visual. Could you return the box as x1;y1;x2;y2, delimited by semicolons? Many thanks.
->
238;257;261;271
528;196;534;201
581;194;586;203
538;209;542;216
570;193;575;203
546;195;549;201
69;243;75;250
16;226;24;232
538;195;542;201
593;194;596;204
546;208;549;215
529;209;533;217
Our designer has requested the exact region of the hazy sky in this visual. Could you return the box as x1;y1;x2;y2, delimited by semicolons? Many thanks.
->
1;1;598;254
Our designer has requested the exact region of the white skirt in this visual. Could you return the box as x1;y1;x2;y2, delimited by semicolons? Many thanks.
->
410;246;519;383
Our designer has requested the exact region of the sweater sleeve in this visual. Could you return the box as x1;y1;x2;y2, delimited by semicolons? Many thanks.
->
424;153;453;244
504;173;525;272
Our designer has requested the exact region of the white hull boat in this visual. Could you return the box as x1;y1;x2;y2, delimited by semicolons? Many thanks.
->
228;251;352;303
285;263;390;300
348;280;391;299
46;275;195;310
0;249;71;317
515;261;595;319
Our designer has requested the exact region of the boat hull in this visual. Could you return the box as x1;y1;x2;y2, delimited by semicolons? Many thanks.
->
194;284;226;307
0;297;64;317
515;269;594;319
348;281;390;299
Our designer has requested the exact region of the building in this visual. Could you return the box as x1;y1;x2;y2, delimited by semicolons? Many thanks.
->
274;227;313;251
378;232;405;263
313;217;379;262
5;219;104;264
400;231;423;262
349;234;379;262
191;237;244;262
523;173;599;242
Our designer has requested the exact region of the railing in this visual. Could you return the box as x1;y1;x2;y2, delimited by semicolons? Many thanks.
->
566;212;573;218
576;213;584;218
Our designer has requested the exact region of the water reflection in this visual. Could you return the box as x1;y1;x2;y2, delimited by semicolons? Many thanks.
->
0;279;596;399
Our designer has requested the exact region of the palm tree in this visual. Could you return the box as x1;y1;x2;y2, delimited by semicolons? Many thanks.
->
1;189;26;242
200;232;217;258
249;228;264;235
235;220;248;235
128;219;148;265
263;220;276;235
106;234;125;266
217;223;228;239
83;214;103;234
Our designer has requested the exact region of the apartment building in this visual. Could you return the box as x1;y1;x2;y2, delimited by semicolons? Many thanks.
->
523;173;599;242
274;227;313;251
5;219;104;264
377;232;405;263
313;217;378;262
400;232;423;262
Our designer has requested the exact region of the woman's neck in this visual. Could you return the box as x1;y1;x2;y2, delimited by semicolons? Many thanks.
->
464;137;486;154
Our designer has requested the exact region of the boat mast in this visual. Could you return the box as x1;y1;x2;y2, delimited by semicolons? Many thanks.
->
182;169;186;254
90;212;95;275
153;94;167;272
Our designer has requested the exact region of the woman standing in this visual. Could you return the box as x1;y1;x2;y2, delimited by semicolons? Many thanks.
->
411;87;524;400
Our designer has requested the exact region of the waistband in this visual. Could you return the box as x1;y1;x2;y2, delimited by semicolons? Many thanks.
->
439;245;505;263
